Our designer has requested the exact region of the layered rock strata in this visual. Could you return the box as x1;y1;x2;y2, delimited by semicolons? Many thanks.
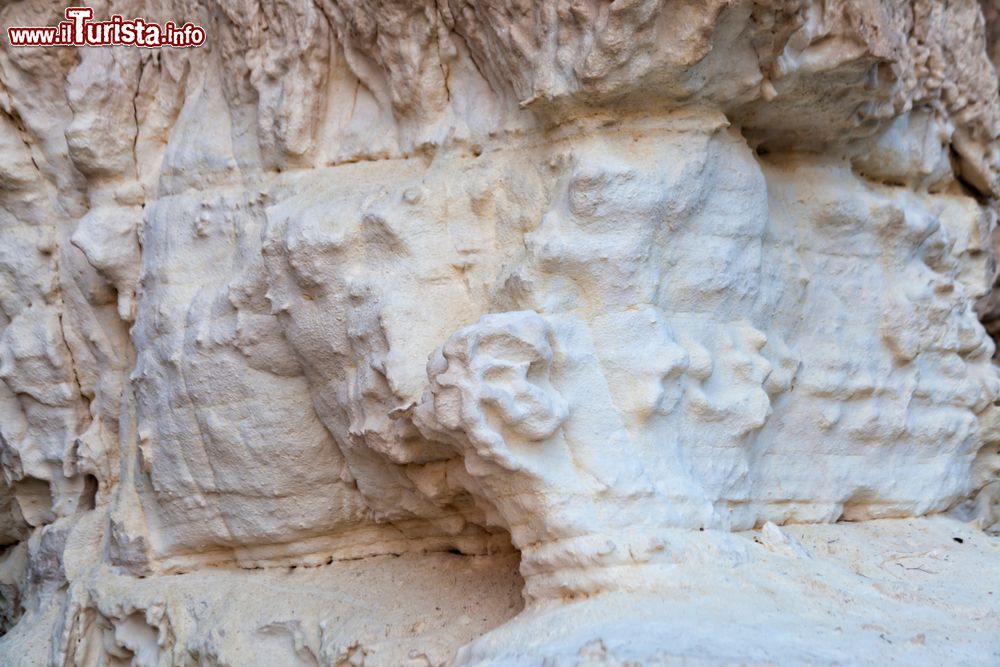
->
2;1;1000;664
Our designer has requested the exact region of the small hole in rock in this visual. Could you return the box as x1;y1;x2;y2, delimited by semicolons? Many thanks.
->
79;474;98;511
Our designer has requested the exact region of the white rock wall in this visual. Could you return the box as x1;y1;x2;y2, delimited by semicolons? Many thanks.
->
1;1;1000;664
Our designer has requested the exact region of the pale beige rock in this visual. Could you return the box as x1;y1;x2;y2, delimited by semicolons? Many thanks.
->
1;1;999;665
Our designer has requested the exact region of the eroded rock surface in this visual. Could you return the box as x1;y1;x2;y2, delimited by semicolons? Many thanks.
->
1;1;1000;665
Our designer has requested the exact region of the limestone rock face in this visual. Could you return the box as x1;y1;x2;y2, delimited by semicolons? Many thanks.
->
1;1;1000;665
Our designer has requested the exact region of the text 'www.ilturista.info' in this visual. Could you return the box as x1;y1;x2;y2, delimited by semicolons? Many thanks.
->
7;7;206;47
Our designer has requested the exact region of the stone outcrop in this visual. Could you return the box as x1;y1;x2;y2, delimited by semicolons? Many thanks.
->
1;1;1000;664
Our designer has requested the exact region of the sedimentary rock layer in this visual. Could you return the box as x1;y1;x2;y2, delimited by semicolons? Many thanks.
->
1;1;999;664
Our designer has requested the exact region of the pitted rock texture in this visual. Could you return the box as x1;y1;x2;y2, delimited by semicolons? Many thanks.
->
1;1;1000;665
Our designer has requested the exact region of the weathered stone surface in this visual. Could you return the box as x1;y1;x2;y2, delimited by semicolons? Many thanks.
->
1;1;999;664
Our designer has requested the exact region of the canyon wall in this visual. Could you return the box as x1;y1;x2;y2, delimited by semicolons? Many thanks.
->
1;1;1000;664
